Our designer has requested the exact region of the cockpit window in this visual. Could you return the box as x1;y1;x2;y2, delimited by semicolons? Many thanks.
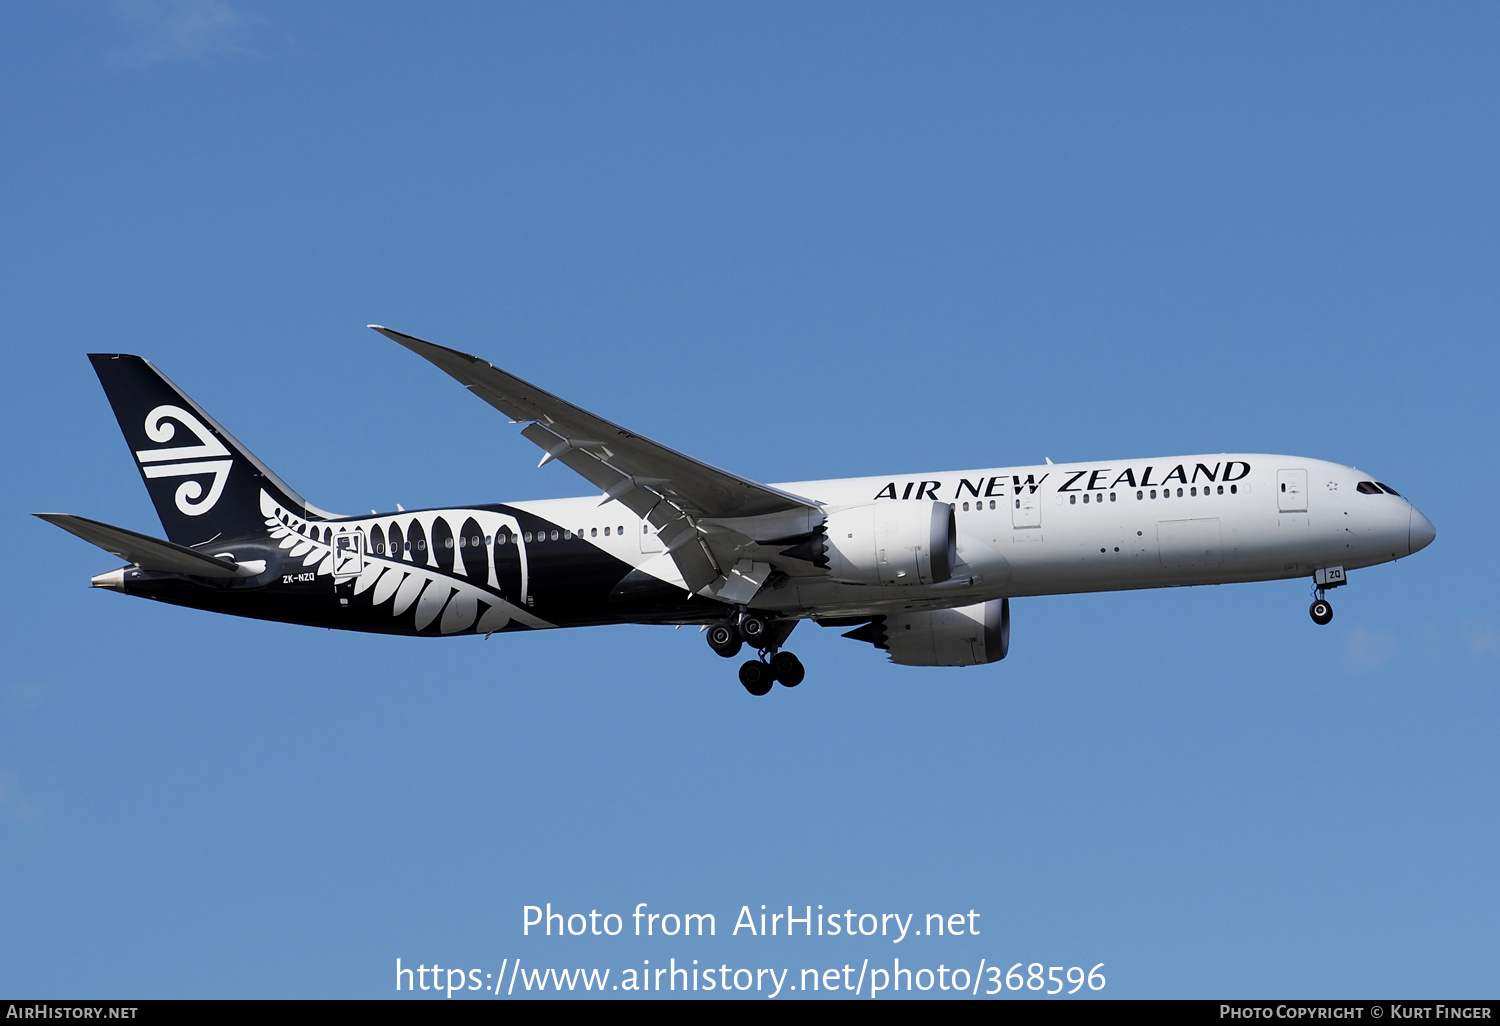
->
1376;482;1401;497
1356;481;1382;495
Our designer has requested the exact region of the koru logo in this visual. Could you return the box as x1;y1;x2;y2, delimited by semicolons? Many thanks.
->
133;405;232;516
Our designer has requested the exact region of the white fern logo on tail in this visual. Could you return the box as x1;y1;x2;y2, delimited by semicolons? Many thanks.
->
134;404;233;516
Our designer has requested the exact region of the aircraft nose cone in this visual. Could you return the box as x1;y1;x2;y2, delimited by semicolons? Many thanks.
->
1409;508;1436;555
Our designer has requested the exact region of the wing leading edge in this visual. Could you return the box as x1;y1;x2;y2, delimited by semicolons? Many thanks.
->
372;326;820;594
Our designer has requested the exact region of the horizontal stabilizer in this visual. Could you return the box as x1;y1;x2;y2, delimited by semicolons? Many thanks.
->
34;513;244;578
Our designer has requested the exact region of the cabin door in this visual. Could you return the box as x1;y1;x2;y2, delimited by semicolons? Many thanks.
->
1277;469;1308;513
333;529;365;581
1012;492;1042;529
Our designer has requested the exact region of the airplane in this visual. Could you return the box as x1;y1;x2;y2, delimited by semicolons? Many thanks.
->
37;327;1437;696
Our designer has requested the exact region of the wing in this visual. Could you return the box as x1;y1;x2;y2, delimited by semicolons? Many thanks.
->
372;326;822;595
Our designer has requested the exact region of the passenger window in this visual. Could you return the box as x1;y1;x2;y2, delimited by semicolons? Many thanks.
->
591;528;598;537
1231;485;1238;494
1190;487;1197;496
1110;492;1116;502
1137;490;1143;500
1150;490;1157;499
618;526;625;535
1216;485;1223;495
989;500;996;510
524;532;533;543
1070;495;1077;504
1177;488;1183;497
604;527;610;537
962;502;969;511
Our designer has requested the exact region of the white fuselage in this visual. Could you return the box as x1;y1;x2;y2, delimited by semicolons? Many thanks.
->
509;453;1431;621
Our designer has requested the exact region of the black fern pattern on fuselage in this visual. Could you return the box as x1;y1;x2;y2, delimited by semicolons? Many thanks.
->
125;490;703;635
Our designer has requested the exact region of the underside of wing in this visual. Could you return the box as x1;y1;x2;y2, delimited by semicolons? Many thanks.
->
372;326;823;595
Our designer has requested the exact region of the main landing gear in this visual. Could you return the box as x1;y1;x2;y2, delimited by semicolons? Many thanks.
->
708;613;804;696
1308;565;1346;626
738;653;804;696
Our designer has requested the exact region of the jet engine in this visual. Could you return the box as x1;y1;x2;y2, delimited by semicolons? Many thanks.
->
844;598;1009;666
809;500;956;586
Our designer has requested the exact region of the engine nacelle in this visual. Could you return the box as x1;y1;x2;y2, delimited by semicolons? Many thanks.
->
821;500;956;586
884;598;1009;666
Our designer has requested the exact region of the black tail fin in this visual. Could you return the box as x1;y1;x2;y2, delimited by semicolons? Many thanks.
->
89;354;334;548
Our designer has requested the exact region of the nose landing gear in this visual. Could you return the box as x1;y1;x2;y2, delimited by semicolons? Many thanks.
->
1308;565;1345;625
710;614;804;695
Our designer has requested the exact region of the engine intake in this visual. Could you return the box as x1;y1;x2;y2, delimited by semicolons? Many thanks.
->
818;500;956;586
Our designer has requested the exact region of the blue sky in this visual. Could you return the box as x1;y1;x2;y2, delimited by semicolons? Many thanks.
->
2;1;1496;999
